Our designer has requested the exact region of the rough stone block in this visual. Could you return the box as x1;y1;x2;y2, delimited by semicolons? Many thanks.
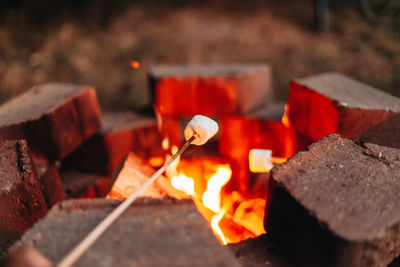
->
0;83;102;160
12;198;240;267
264;134;400;267
288;72;400;149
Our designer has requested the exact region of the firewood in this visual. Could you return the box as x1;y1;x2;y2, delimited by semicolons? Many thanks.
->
107;152;187;200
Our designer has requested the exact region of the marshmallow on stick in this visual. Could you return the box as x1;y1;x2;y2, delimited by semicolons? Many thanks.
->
184;115;219;145
249;149;274;173
249;149;287;173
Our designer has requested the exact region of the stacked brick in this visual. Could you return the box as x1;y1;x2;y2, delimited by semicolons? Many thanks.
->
150;64;281;192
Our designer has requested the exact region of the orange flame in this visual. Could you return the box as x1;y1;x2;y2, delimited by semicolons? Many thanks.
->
202;166;231;213
109;138;272;245
163;149;267;244
211;208;228;245
281;104;290;127
130;60;140;69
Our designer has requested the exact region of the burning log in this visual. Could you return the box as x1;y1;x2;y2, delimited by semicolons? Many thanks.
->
149;64;273;117
0;140;47;253
0;83;102;160
60;171;110;199
288;72;400;149
264;134;400;266
35;162;66;208
63;112;163;175
12;198;241;266
107;152;187;200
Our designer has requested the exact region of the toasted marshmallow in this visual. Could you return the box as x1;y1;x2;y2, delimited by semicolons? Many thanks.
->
184;115;218;146
249;149;274;173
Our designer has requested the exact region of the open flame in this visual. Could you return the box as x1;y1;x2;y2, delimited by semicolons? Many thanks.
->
202;166;231;213
108;135;270;245
161;138;266;245
171;174;195;196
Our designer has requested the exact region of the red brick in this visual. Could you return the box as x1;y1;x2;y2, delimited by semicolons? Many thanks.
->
0;140;47;252
288;72;400;149
150;64;273;117
0;83;102;160
35;163;65;208
60;171;110;199
63;112;163;175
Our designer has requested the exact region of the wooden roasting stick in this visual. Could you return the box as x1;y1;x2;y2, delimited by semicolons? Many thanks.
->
58;115;218;267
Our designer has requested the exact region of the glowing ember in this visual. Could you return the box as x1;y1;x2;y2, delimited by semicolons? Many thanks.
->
130;60;140;69
148;157;164;167
233;198;266;236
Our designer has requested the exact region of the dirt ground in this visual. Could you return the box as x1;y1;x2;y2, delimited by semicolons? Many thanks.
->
0;0;399;111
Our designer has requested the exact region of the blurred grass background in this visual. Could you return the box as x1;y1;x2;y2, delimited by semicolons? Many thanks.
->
0;0;399;111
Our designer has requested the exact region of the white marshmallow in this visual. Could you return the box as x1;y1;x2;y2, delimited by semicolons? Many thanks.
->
249;149;274;173
184;115;219;146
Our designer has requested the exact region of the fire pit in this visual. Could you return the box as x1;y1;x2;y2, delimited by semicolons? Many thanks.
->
0;64;400;266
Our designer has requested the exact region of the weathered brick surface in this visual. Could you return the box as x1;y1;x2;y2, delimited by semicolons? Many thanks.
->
150;64;273;117
228;234;293;267
60;170;110;199
288;72;400;149
64;112;162;175
264;134;400;267
35;163;65;208
13;198;240;267
0;140;47;253
0;83;102;160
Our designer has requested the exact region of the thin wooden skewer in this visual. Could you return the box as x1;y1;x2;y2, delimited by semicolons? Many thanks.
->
58;135;196;267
